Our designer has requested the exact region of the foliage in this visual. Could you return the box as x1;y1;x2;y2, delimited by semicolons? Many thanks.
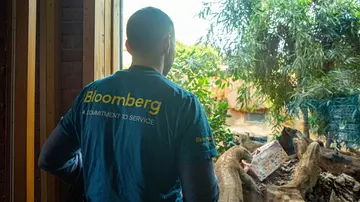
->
168;42;234;154
199;0;360;137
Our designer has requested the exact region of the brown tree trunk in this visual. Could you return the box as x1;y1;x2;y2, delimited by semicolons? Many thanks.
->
301;107;310;139
325;134;332;148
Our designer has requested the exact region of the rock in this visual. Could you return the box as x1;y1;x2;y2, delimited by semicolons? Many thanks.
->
277;127;297;155
329;190;342;202
305;172;360;202
319;147;360;182
265;185;304;202
294;137;308;160
259;159;298;187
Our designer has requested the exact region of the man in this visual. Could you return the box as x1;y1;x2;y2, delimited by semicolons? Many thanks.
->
39;7;219;202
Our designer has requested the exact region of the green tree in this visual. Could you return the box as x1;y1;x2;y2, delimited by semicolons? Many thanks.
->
168;42;233;154
199;0;360;139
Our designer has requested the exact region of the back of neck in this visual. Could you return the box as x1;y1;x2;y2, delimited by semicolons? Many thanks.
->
131;60;163;74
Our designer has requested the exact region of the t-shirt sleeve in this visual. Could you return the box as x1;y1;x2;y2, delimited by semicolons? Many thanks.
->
59;94;82;143
59;109;77;137
177;95;218;163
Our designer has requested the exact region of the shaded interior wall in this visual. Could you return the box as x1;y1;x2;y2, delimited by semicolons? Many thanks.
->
0;0;10;200
59;0;84;200
61;0;84;114
33;0;84;200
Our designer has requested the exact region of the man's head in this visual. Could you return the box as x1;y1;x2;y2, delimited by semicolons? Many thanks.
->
126;7;175;76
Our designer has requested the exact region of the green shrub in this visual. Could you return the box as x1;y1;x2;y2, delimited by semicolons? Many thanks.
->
168;42;234;154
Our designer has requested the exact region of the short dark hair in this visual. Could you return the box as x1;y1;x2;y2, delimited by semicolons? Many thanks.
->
126;7;174;54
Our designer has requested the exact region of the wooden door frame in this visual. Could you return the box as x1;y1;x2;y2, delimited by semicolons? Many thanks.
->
10;0;37;201
38;0;61;201
83;0;122;86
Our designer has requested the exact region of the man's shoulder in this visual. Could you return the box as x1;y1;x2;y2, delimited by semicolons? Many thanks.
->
88;73;119;86
80;71;198;104
160;77;198;103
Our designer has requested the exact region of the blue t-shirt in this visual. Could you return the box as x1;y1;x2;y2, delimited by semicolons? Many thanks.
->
59;66;218;202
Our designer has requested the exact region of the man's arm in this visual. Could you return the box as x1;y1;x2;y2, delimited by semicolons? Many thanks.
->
38;90;83;184
176;95;219;202
178;160;219;202
38;125;82;184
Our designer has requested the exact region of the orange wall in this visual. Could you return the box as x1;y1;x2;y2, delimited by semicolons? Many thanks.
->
218;79;304;137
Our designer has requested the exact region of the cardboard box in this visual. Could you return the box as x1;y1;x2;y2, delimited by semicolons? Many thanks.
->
249;140;288;181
